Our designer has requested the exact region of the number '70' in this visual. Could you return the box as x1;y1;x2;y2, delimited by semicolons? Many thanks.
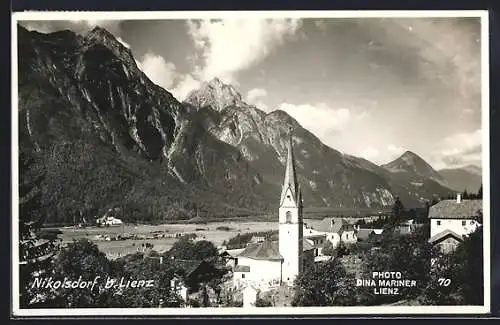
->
438;278;451;286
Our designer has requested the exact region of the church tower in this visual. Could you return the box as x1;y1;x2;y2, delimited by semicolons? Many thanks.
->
278;129;304;285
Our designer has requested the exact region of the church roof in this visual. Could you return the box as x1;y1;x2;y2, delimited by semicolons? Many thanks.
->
428;200;482;219
280;131;302;207
237;239;315;260
238;240;283;260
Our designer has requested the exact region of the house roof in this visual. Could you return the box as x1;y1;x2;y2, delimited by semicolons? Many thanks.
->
305;234;327;241
304;238;321;249
428;230;464;244
428;200;483;219
339;223;356;234
302;238;315;251
234;265;251;272
313;217;347;233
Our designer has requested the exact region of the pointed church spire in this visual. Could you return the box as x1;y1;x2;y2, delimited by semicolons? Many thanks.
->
280;127;299;205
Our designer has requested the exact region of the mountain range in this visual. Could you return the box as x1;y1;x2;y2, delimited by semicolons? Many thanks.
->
17;25;478;224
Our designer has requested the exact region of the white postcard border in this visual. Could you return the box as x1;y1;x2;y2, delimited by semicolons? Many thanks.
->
10;10;491;317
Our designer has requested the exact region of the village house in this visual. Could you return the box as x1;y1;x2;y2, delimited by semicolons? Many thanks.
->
304;234;327;257
427;193;482;253
303;217;360;248
96;215;123;227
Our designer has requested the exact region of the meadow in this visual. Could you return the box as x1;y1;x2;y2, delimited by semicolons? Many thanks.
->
55;221;280;259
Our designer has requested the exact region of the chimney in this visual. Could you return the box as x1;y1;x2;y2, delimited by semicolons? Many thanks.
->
456;193;461;203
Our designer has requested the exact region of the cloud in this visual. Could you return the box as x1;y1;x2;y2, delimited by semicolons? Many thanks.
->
245;88;269;110
171;74;201;102
356;144;405;165
20;19;123;36
387;144;405;155
382;18;481;111
246;88;267;103
431;129;482;169
355;110;370;120
277;102;351;143
185;18;302;83
138;52;178;90
359;147;380;161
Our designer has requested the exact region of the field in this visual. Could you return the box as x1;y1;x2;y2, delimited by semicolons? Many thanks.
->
55;221;281;259
53;215;383;260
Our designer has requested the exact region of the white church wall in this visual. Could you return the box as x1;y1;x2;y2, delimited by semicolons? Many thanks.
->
243;286;258;308
233;257;282;290
279;220;302;284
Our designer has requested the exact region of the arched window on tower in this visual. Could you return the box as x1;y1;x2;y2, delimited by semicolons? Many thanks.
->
286;211;292;223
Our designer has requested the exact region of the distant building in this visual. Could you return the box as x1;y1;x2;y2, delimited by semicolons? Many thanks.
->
96;216;123;227
250;236;266;244
304;235;327;257
338;223;357;244
428;194;482;238
427;193;482;253
395;219;422;235
304;217;357;246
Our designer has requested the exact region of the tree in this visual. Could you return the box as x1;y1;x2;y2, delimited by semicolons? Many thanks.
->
42;239;114;307
255;297;273;307
477;184;483;199
109;252;183;307
356;226;434;305
322;240;335;256
167;238;218;261
390;197;405;224
19;148;60;308
292;259;357;306
420;228;483;305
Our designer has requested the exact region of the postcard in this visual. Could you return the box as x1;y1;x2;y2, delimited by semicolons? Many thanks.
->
11;10;490;317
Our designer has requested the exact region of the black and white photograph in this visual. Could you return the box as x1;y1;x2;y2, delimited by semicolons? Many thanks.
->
12;10;490;316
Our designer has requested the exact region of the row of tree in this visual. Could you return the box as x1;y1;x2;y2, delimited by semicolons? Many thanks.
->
292;225;484;306
21;235;230;308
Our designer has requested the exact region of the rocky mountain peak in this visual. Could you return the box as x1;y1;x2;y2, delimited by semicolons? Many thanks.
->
86;26;116;42
184;77;243;111
383;150;443;181
83;26;136;68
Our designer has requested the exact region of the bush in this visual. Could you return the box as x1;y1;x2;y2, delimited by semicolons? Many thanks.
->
255;297;273;307
216;226;232;231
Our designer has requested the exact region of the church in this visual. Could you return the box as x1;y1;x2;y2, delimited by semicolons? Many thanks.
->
232;132;315;291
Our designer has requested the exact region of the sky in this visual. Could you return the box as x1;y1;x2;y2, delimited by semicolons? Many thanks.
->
19;15;484;170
